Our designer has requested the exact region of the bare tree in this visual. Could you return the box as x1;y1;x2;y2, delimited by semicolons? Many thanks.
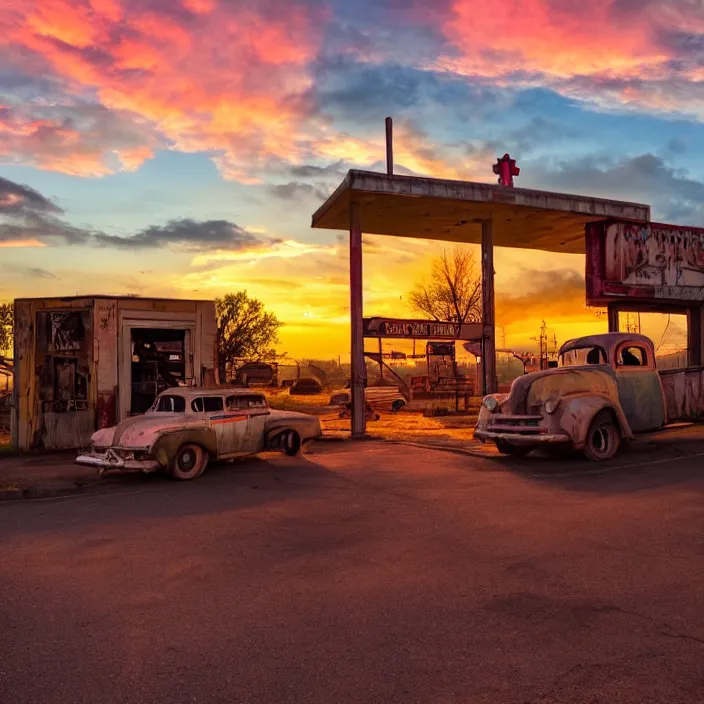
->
0;303;13;355
409;249;481;323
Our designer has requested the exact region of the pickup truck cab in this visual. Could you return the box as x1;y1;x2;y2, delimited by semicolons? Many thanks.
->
476;333;691;461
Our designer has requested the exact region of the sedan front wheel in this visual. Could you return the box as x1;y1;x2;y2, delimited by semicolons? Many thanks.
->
170;444;208;480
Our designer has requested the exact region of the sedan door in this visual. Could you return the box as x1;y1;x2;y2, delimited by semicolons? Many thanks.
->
223;394;270;453
241;395;270;453
194;395;248;456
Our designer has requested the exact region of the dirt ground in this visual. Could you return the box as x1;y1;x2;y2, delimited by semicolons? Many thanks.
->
265;389;479;446
0;430;11;453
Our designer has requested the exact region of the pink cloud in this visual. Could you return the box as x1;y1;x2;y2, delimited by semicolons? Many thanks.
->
0;102;157;176
4;0;326;179
3;0;704;182
431;0;704;113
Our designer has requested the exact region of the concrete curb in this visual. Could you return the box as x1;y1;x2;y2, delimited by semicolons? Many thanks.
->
0;479;102;502
316;434;493;458
383;439;496;458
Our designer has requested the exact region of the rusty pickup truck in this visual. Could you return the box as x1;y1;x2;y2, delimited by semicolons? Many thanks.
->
476;332;704;461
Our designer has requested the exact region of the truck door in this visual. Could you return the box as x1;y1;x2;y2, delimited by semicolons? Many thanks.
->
614;344;665;432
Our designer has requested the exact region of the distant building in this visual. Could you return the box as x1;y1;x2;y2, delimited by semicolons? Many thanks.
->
12;296;217;451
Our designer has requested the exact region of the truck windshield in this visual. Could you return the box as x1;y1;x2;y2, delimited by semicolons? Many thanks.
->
560;346;607;367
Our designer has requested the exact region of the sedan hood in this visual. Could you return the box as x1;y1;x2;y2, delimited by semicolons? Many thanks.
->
109;413;205;449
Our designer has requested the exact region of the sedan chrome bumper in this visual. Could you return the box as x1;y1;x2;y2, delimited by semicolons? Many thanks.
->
76;449;160;472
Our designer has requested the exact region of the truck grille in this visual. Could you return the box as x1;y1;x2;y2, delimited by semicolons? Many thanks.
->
488;415;545;434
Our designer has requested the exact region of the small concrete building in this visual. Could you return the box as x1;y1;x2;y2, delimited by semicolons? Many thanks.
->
12;296;217;451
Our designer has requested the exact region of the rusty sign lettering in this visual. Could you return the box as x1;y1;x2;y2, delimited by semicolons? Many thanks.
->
363;317;482;340
588;220;704;305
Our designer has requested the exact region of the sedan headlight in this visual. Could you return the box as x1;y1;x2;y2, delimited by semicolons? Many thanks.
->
483;396;500;413
544;398;560;415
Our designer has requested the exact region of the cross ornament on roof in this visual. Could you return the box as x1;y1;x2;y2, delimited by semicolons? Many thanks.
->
492;154;520;187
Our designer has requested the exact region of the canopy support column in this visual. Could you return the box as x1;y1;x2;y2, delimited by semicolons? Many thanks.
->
481;219;497;395
349;201;366;438
687;307;702;367
607;304;619;332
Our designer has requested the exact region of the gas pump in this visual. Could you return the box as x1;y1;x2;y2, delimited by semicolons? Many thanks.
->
426;342;456;387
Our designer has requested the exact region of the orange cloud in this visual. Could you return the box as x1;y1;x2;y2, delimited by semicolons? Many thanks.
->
4;0;704;183
5;0;325;178
25;0;104;49
0;107;154;176
428;0;704;116
0;239;47;248
440;0;661;79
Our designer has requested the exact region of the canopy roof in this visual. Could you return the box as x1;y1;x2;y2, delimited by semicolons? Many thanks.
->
312;170;650;255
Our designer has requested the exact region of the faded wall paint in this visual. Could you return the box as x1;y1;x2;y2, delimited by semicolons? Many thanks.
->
14;296;218;451
601;222;704;301
14;298;95;450
95;299;118;429
660;367;704;421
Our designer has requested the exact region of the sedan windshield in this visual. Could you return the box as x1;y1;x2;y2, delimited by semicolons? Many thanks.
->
153;395;186;412
560;346;607;367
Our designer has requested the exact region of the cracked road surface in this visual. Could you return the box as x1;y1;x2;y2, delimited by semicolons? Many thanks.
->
1;441;703;703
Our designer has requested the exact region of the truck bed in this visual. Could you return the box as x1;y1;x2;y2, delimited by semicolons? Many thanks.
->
659;366;704;422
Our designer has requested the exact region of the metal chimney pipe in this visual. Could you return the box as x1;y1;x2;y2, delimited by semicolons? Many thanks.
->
385;117;393;175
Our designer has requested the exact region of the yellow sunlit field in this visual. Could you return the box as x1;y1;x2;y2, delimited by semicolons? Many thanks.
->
265;390;479;447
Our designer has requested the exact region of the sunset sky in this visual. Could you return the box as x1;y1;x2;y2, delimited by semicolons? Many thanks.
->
2;0;704;358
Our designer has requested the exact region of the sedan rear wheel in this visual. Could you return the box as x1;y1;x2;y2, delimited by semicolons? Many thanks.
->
283;430;302;457
170;444;208;480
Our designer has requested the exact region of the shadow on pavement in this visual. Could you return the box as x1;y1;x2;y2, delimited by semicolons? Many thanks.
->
0;452;339;536
489;427;704;494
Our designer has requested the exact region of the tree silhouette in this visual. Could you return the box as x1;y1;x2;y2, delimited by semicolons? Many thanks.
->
409;249;481;323
215;292;282;368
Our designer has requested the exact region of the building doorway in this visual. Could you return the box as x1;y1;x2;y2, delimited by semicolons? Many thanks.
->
130;328;187;414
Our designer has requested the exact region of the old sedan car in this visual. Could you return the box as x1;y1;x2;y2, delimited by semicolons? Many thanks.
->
76;388;322;480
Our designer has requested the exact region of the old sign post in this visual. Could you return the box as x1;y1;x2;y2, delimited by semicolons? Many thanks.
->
363;317;482;340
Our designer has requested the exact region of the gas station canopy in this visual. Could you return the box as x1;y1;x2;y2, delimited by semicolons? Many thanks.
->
312;170;650;254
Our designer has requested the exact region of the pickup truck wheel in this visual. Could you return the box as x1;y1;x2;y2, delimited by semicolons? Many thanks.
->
170;444;208;480
495;440;531;457
583;411;620;462
283;430;302;457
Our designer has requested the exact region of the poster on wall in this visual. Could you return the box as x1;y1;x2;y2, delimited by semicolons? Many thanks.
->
48;312;85;353
588;221;704;304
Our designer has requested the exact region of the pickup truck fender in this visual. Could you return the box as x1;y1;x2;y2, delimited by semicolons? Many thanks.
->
559;395;634;449
151;429;219;467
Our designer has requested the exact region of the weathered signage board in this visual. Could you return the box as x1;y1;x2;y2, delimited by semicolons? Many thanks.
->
586;220;704;305
363;317;482;340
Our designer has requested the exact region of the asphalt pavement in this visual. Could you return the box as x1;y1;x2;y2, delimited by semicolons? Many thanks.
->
1;440;703;703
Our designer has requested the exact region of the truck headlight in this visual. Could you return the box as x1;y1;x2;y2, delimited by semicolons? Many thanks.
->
483;397;499;413
544;398;559;415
